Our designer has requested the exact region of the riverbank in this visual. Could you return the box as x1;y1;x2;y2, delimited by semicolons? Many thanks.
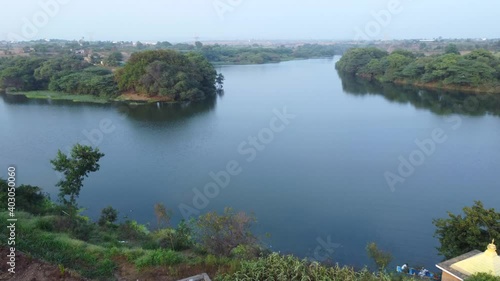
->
0;210;420;281
5;91;175;104
211;56;333;66
356;75;500;95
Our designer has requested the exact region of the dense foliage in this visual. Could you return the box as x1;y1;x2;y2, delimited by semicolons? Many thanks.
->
336;47;500;92
0;56;47;91
0;41;343;101
0;55;118;97
0;179;54;215
0;50;220;101
335;47;389;74
199;43;337;64
115;50;217;101
433;201;500;259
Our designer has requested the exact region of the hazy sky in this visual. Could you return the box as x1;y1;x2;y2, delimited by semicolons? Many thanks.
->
1;0;498;42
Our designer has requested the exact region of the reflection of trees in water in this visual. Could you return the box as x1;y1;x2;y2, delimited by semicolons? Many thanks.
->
337;72;500;116
117;95;217;122
0;92;109;109
0;92;217;122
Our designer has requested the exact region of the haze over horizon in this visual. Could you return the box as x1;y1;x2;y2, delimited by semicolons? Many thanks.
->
1;0;499;42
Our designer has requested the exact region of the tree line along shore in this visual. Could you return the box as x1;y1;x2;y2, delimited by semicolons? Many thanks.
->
336;45;500;94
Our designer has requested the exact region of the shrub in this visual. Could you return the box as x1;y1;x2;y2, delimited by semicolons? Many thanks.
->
205;254;217;267
118;220;150;241
34;216;56;231
230;244;260;260
152;220;193;251
98;206;118;226
0;179;55;215
195;208;257;256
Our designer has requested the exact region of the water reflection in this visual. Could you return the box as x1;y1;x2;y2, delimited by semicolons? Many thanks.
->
118;95;217;122
0;92;110;109
337;73;500;116
0;92;217;122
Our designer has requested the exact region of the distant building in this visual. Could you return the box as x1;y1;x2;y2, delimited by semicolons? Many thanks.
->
436;240;500;281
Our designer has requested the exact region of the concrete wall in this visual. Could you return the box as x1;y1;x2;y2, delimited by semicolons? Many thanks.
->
441;271;461;281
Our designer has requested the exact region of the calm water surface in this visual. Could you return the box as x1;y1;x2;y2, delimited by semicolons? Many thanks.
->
1;58;500;269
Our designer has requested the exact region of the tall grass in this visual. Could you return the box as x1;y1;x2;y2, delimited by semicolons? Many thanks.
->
134;249;184;270
215;253;417;281
1;212;116;280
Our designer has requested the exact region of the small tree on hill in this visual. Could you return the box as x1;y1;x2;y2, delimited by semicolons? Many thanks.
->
51;144;104;213
98;206;118;226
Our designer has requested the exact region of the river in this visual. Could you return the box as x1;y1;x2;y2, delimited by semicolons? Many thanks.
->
1;58;499;270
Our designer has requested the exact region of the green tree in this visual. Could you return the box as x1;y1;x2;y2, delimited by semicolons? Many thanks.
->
104;51;124;67
98;206;118;226
135;41;145;50
366;242;393;270
433;201;500;259
34;55;90;82
49;67;118;97
116;50;216;101
421;53;460;82
391;49;417;59
0;57;47;91
445;44;460;55
156;41;173;49
335;47;388;74
359;59;384;78
50;144;105;210
0;179;53;215
444;59;495;87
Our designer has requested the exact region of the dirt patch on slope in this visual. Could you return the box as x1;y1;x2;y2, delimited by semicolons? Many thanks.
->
0;247;87;281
